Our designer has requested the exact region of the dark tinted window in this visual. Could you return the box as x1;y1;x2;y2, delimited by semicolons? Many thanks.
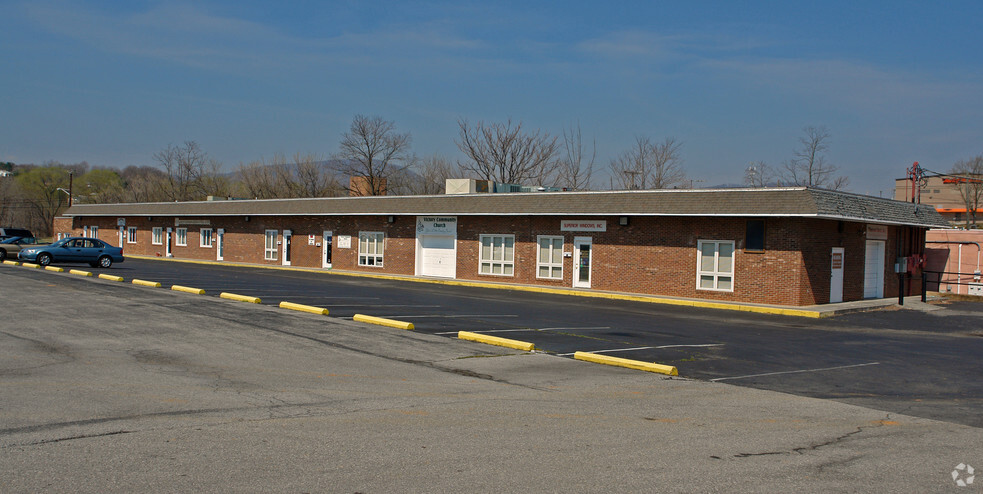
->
746;220;765;251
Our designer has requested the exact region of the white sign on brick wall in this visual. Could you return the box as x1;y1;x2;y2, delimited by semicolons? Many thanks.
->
561;220;606;232
337;235;352;249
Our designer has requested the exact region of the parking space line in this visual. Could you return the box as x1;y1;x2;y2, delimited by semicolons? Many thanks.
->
384;314;519;319
710;362;881;382
555;343;724;357
434;326;612;335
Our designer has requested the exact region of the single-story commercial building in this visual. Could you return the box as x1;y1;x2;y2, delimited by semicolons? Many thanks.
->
55;187;948;306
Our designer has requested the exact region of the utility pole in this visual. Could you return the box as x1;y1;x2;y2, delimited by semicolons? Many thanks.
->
624;170;641;190
906;162;923;204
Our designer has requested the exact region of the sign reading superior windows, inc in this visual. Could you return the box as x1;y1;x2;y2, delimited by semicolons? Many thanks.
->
561;220;607;232
417;216;457;235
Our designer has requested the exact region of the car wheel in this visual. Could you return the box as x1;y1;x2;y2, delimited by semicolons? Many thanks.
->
0;249;6;261
98;255;113;268
37;253;52;267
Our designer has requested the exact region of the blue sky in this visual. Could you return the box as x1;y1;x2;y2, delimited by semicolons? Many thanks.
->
3;1;982;195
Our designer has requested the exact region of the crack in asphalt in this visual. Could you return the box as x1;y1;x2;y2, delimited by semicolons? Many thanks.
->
730;415;892;459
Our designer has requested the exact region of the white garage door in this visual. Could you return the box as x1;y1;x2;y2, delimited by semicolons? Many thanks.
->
864;240;885;299
419;235;456;278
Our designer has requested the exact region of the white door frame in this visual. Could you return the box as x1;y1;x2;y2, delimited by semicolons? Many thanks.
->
830;247;844;303
216;228;225;261
118;227;125;247
165;227;173;257
573;236;593;289
282;229;292;266
322;230;333;268
864;240;885;299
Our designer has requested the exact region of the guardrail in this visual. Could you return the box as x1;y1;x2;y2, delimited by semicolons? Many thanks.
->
921;270;983;301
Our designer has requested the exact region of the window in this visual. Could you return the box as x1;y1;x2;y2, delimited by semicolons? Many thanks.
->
127;227;138;244
697;240;734;291
152;227;163;245
479;235;514;276
745;220;765;252
265;230;278;260
358;232;384;266
200;228;213;247
537;236;563;279
90;226;98;239
176;228;188;247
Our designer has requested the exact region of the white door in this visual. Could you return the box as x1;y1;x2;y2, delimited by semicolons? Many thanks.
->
165;228;173;257
322;230;333;268
282;230;292;266
573;237;592;288
216;228;224;261
864;240;885;299
418;235;456;278
830;247;844;303
118;227;125;247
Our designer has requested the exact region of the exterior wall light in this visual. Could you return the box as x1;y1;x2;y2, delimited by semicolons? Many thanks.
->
388;215;395;223
619;216;630;226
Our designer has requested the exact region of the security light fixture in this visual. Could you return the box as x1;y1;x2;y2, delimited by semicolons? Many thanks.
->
619;216;630;226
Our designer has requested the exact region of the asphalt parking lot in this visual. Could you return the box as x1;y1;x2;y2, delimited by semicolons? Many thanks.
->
2;264;982;492
4;257;983;429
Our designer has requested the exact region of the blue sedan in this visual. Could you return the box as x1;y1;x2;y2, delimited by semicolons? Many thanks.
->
19;237;125;268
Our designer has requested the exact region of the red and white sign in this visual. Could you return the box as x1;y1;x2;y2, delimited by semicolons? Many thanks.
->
561;220;607;232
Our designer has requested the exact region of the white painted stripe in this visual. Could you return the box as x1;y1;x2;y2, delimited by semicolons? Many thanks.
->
322;304;441;308
435;326;611;335
710;362;881;382
555;343;724;357
385;314;519;319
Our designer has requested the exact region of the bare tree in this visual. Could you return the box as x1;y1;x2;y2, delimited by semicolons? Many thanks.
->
292;152;342;198
456;118;560;186
744;161;776;187
556;123;596;191
609;136;685;190
332;115;412;196
780;126;849;190
406;153;462;195
951;155;983;228
120;165;170;203
15;165;71;236
153;141;223;201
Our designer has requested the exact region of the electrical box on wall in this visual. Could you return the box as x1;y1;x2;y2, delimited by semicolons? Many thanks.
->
968;283;983;296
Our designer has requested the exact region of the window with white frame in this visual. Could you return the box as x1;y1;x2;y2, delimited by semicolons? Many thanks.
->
697;240;734;291
200;228;213;247
265;230;278;260
90;226;98;239
176;228;188;246
127;227;138;244
152;227;163;245
358;232;384;266
479;234;514;276
537;235;563;279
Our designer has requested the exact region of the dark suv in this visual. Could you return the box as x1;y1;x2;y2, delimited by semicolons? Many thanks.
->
0;227;34;240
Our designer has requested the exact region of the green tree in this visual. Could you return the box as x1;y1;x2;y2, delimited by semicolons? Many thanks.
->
80;168;126;204
15;165;70;236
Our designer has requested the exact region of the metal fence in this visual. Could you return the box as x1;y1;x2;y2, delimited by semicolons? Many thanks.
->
921;269;983;302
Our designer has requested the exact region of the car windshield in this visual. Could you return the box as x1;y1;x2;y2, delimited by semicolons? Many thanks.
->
50;238;72;248
1;236;38;244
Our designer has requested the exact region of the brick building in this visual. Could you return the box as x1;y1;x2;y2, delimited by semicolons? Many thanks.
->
55;187;947;306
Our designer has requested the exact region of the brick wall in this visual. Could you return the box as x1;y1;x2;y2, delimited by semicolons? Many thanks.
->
55;213;925;306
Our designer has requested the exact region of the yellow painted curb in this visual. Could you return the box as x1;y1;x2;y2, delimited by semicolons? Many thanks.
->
352;314;414;330
220;292;261;304
132;279;162;288
279;301;329;315
44;266;65;272
458;331;535;351
574;351;678;376
171;285;206;295
98;274;124;282
69;269;93;277
22;263;41;269
2;260;20;266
